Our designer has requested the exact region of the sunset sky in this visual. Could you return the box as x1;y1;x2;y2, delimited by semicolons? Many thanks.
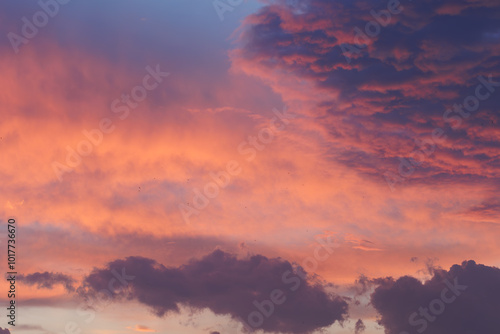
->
1;0;499;334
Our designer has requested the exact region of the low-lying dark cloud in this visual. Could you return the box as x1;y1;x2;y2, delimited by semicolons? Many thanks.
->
80;249;348;334
371;260;500;334
0;328;11;334
18;272;75;292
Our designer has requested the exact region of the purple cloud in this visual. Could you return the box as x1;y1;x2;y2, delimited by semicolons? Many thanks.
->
80;249;348;333
354;319;366;334
371;260;500;334
18;272;75;292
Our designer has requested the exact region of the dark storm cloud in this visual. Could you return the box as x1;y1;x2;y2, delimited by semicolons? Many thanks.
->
233;0;500;190
18;271;75;292
80;250;348;334
371;260;500;334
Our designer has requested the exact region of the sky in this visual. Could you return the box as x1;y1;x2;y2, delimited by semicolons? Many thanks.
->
0;0;499;333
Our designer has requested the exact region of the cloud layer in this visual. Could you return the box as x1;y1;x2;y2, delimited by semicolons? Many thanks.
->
232;0;500;194
1;1;499;333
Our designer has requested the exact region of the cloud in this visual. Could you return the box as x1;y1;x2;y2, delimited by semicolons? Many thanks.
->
231;0;500;189
371;260;500;334
354;319;366;334
0;328;10;334
18;272;75;292
80;249;348;334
